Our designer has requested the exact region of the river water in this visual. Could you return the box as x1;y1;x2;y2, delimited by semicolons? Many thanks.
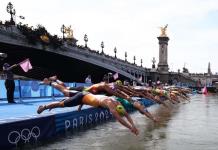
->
30;94;218;150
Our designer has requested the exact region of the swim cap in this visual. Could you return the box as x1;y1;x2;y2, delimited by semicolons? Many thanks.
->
116;105;126;116
151;89;157;95
156;89;161;93
163;90;168;96
116;80;122;85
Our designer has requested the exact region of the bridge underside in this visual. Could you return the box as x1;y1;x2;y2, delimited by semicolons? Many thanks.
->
0;42;127;83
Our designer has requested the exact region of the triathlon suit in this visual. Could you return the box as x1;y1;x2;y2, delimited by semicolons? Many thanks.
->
84;83;115;95
108;83;116;91
68;86;85;91
67;86;91;97
84;95;117;108
68;86;91;92
83;94;119;108
87;84;100;94
155;89;169;102
64;91;89;107
130;97;144;105
152;89;167;97
64;93;112;108
116;97;148;113
115;97;133;108
68;90;80;97
84;94;105;107
171;91;179;95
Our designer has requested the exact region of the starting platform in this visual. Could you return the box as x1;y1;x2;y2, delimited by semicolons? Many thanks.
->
0;97;155;149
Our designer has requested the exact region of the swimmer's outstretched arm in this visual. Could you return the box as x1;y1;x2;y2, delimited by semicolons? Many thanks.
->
143;109;158;122
124;112;134;126
178;93;190;102
104;85;131;100
109;108;139;135
115;89;131;100
124;111;139;133
133;102;158;122
152;96;169;108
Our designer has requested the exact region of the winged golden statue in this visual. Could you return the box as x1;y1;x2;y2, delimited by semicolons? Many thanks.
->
159;24;168;37
64;25;74;39
40;34;50;43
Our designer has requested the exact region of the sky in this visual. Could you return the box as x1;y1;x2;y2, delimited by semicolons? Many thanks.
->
1;0;218;73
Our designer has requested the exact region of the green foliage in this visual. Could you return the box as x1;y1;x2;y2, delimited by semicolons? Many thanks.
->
17;24;63;48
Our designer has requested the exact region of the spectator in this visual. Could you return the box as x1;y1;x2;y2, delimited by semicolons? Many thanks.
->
132;80;137;86
85;75;92;84
123;80;130;86
148;80;152;87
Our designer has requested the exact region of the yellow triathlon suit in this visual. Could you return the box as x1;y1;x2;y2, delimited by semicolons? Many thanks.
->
82;94;103;107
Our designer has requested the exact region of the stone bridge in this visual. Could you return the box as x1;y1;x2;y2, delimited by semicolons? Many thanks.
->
169;72;197;86
0;24;150;83
0;24;200;85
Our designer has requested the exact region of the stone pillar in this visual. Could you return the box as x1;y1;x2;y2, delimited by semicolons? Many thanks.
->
157;36;169;83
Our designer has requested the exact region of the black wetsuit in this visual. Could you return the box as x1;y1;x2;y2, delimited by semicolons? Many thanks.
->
64;92;89;107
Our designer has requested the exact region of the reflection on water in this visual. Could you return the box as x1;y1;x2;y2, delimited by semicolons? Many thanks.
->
28;94;218;150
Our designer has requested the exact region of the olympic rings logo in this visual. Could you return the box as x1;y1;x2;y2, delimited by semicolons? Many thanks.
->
8;126;40;145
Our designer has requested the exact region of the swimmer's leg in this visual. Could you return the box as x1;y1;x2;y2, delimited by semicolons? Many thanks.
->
42;78;70;97
37;101;65;114
49;75;66;87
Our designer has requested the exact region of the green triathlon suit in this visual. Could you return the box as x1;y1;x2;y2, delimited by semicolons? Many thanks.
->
115;97;149;113
115;97;134;109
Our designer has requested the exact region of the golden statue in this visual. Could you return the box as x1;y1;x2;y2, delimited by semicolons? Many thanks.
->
64;25;74;39
159;24;168;37
40;34;50;43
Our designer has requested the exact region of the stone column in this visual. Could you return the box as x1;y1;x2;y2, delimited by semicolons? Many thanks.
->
157;36;169;72
157;36;170;83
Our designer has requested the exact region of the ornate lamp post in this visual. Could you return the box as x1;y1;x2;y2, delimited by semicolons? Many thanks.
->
133;56;136;64
152;57;156;68
61;24;66;40
84;34;88;47
114;47;117;58
141;59;143;67
101;41;104;54
6;2;16;24
125;52;127;62
107;72;112;83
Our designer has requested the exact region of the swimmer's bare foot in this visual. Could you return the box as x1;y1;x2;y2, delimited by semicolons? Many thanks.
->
49;75;57;81
39;78;50;85
37;105;47;114
43;78;51;85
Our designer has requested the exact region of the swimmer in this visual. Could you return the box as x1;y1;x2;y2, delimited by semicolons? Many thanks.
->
37;92;139;135
41;75;132;100
40;78;79;97
116;84;169;108
116;97;158;122
41;76;159;122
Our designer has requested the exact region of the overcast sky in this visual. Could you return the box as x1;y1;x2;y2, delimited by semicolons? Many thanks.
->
1;0;218;73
